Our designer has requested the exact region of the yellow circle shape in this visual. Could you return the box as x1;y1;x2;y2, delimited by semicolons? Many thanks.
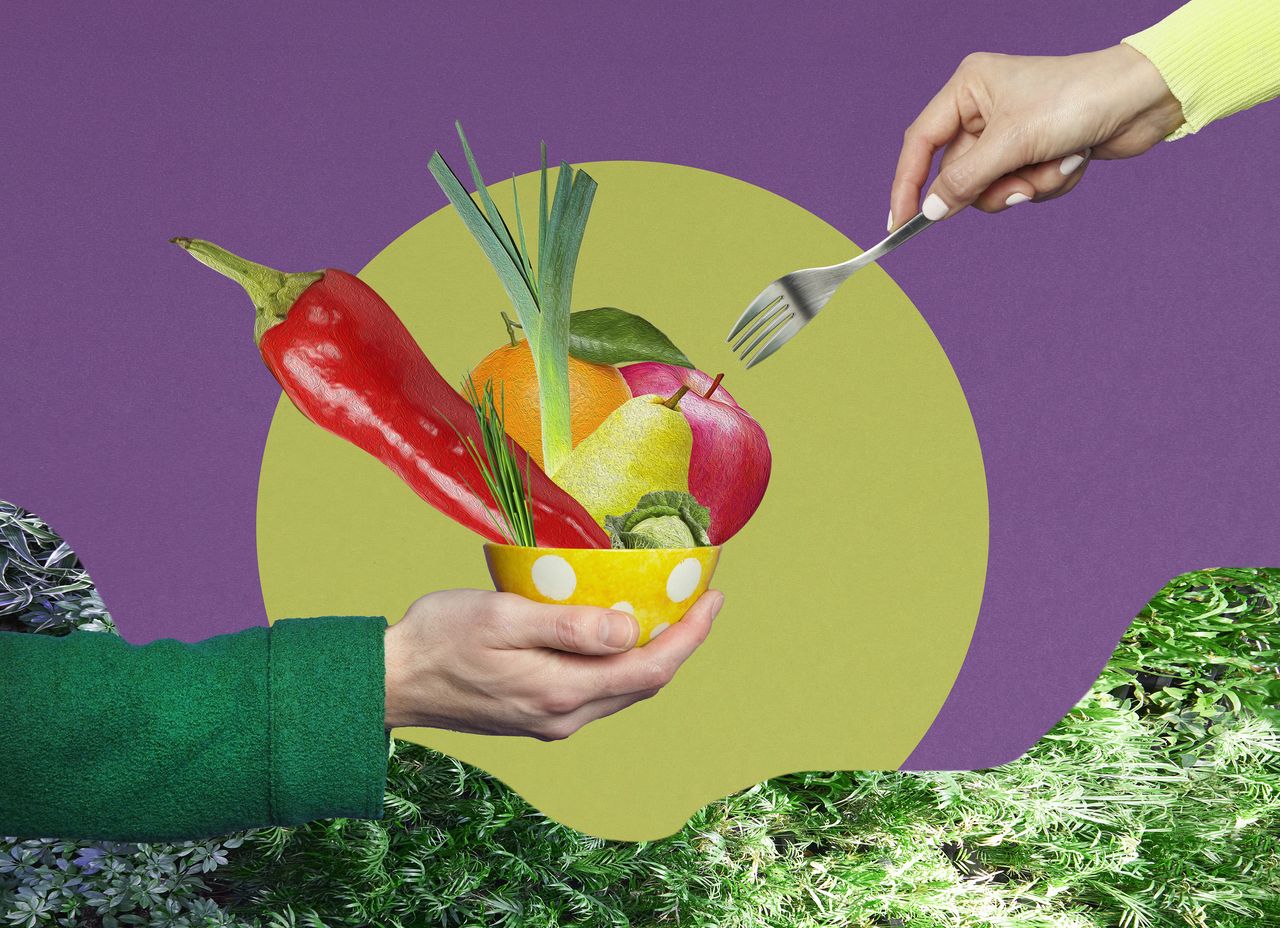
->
257;161;988;841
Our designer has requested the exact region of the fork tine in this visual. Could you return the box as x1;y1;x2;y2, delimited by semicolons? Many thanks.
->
730;300;787;353
726;287;782;342
743;316;802;368
737;307;794;362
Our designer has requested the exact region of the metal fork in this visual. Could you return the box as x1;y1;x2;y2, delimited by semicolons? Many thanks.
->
726;210;935;368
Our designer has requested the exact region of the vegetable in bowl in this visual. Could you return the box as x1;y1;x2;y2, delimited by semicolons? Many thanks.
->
605;491;711;550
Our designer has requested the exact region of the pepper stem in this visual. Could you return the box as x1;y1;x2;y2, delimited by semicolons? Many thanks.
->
171;238;323;344
661;384;692;410
703;372;725;399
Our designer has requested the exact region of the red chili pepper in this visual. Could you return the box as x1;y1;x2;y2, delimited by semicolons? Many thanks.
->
173;238;609;549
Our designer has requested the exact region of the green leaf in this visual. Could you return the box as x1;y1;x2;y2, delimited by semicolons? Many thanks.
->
427;150;539;330
568;308;694;368
455;122;529;292
535;163;596;473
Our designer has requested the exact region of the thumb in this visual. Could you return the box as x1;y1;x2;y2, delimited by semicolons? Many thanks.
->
923;123;1029;220
499;600;640;655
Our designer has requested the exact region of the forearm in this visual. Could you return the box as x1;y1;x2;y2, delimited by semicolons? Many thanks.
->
1123;0;1280;139
1;616;389;842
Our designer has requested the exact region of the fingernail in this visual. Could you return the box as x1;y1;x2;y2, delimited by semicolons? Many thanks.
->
1059;148;1090;175
600;612;636;649
1005;192;1031;206
922;193;949;221
710;593;725;620
886;209;894;233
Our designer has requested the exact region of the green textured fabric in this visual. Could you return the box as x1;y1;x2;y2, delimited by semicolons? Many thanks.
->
0;616;390;842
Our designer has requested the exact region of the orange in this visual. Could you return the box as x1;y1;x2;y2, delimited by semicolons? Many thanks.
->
468;339;632;470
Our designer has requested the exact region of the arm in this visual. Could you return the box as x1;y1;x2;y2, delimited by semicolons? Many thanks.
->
0;616;388;842
889;0;1280;226
2;589;722;841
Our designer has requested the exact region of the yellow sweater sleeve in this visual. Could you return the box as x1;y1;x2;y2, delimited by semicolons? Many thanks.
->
1123;0;1280;139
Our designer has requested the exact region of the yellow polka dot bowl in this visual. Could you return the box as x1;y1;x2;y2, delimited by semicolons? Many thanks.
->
484;545;722;646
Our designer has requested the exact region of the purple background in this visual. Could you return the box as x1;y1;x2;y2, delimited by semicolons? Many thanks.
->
3;2;1276;770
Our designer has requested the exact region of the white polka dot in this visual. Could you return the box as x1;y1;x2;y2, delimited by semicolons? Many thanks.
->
649;622;671;639
666;557;702;603
531;555;576;600
610;601;635;614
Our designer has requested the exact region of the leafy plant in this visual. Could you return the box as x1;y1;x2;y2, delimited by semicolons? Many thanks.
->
211;568;1280;928
5;501;1278;927
0;502;105;636
1;502;251;928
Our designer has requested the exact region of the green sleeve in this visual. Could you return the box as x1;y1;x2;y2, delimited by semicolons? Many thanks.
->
0;615;390;842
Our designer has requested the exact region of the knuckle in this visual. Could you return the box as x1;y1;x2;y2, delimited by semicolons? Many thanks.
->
940;162;978;199
480;595;521;641
640;659;674;691
537;689;583;716
554;611;587;651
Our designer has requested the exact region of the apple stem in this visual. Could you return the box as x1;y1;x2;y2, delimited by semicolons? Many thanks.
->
662;384;692;410
703;372;725;400
501;311;523;347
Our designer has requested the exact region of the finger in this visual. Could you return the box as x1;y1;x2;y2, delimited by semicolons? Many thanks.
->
491;596;640;655
890;82;963;231
579;591;723;700
971;149;1091;212
922;119;1035;220
1029;149;1090;202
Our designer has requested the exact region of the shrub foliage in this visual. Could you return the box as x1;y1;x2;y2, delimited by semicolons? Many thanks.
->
3;503;1277;927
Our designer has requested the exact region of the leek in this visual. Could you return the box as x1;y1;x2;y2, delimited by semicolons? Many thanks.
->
428;124;595;475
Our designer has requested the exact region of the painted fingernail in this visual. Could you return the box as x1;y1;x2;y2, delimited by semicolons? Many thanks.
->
600;612;636;649
1005;192;1031;206
1059;148;1090;175
887;210;894;233
922;193;949;221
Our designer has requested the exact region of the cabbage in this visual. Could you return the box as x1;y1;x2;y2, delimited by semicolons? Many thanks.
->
605;491;712;549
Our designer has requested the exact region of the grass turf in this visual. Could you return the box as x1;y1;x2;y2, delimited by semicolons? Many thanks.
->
3;502;1278;927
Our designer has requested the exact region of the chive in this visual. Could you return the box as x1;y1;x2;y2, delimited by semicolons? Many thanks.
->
454;377;538;547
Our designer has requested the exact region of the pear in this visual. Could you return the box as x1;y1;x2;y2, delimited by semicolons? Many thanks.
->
551;387;694;526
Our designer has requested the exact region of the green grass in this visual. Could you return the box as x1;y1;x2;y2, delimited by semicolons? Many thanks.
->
3;502;1278;927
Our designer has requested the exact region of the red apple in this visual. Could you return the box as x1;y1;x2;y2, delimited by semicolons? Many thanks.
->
619;362;771;544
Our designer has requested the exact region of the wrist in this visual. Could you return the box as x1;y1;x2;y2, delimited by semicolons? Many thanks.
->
383;624;413;730
1106;43;1185;139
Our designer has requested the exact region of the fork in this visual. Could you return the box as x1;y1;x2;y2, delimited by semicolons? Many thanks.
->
726;210;935;368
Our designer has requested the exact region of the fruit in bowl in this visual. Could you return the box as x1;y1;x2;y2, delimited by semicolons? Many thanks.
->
486;544;721;646
179;124;771;649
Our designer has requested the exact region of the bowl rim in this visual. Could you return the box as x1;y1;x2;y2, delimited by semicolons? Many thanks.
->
483;542;722;554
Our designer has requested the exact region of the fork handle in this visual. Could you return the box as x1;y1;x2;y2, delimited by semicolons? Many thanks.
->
857;211;934;266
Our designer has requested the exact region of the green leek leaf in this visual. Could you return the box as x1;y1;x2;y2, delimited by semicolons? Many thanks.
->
427;151;539;328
